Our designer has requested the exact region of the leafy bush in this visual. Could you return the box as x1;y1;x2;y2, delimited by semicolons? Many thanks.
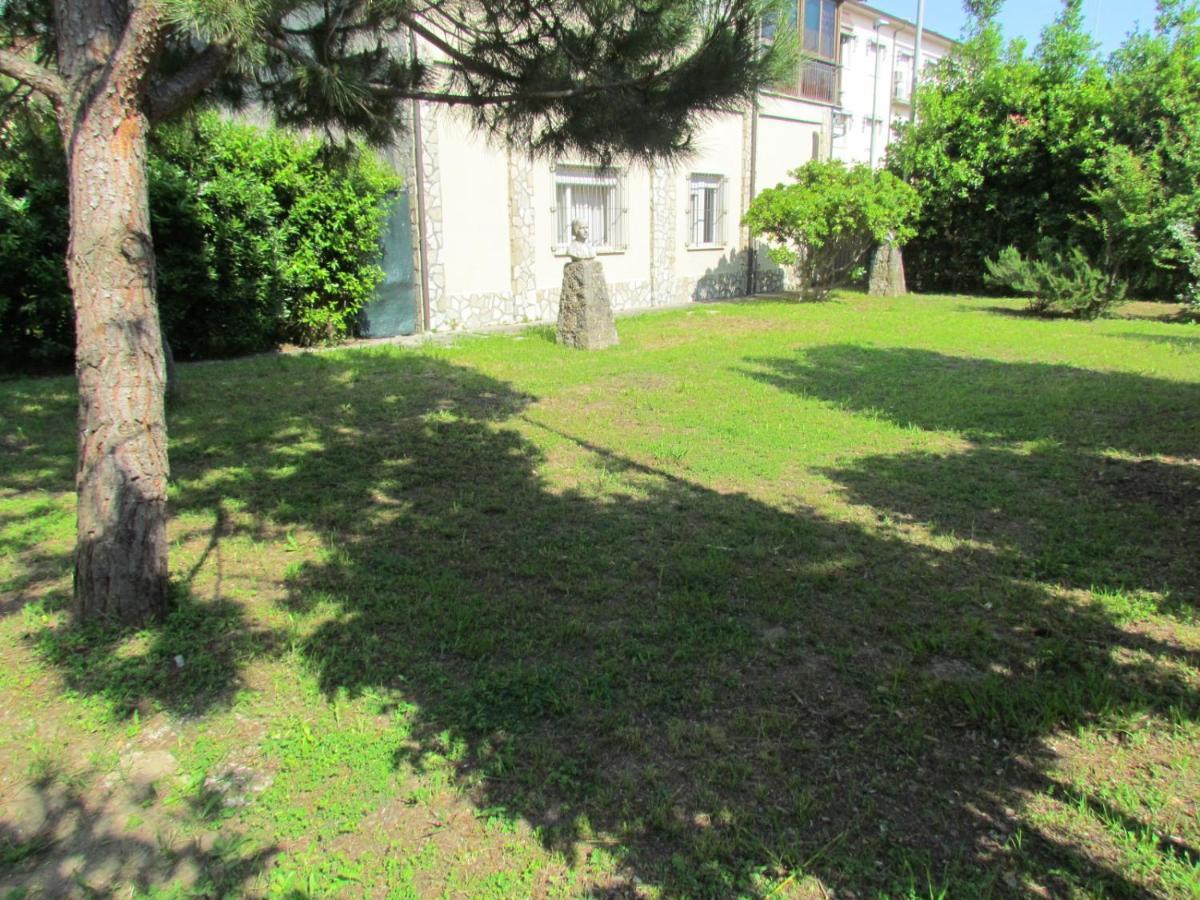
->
1168;220;1200;311
984;243;1125;319
743;160;920;299
0;110;399;369
153;117;400;354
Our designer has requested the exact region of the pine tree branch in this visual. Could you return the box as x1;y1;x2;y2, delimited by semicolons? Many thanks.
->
264;29;661;110
393;11;510;82
0;47;65;103
110;1;171;94
392;78;664;106
147;44;231;123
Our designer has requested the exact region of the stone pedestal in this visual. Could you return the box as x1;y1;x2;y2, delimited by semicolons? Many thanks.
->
557;259;619;350
868;242;907;296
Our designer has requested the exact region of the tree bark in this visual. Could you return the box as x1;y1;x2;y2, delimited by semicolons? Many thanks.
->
56;0;170;623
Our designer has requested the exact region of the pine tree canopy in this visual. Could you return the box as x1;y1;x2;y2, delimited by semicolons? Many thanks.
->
1;0;798;160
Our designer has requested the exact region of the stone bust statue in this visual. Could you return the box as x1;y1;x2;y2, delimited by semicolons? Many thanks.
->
566;220;596;260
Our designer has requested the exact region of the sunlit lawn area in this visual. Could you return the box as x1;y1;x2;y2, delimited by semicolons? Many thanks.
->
1;293;1198;897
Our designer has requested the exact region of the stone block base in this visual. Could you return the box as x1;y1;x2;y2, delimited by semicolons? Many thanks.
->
557;260;619;350
869;243;907;296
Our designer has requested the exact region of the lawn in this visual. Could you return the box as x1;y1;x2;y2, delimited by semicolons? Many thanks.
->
1;293;1198;898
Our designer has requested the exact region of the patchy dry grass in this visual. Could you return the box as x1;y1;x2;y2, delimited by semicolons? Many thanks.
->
1;293;1198;897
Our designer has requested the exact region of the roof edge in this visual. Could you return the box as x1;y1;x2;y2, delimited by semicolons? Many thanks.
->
841;0;960;47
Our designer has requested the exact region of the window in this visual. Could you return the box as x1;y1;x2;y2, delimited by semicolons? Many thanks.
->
761;2;799;94
764;0;838;100
687;174;726;247
803;0;837;59
553;165;626;252
760;3;796;45
894;52;914;104
798;0;838;102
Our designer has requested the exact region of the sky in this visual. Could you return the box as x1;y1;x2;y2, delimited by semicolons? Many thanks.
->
886;0;1164;54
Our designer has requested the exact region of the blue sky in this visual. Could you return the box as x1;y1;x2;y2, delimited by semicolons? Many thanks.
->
889;0;1163;54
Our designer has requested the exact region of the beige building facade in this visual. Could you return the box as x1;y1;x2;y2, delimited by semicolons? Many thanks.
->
362;0;954;337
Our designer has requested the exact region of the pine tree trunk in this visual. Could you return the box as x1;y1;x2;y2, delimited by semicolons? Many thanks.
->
57;0;169;623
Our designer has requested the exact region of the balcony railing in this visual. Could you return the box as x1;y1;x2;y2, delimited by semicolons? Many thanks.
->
799;59;838;104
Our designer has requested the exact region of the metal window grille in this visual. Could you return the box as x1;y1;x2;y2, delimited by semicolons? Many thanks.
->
553;165;626;251
687;174;725;246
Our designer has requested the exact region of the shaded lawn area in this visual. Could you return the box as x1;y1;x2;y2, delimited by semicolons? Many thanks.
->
1;293;1198;897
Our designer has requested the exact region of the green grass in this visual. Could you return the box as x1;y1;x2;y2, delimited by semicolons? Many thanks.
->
1;293;1198;897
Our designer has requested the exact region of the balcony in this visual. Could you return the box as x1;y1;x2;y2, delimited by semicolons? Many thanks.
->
799;59;838;104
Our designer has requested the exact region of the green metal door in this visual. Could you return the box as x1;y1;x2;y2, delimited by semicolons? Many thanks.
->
361;188;419;337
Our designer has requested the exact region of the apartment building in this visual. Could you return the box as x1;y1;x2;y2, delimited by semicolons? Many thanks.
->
361;1;955;337
833;3;954;167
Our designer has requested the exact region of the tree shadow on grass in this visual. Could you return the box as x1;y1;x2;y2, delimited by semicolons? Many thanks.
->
0;379;77;495
741;345;1200;608
163;350;1197;895
6;347;1200;895
0;773;275;896
965;303;1077;320
1112;332;1200;349
743;344;1200;457
27;585;281;718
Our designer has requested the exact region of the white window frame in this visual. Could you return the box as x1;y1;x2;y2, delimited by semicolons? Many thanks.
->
686;173;727;249
551;163;628;254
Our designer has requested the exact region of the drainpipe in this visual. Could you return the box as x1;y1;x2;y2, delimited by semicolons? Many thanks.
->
868;17;888;169
746;100;759;296
409;31;432;332
912;0;925;123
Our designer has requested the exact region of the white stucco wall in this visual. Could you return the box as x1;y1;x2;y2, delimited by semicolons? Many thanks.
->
673;112;749;298
394;1;952;333
755;94;827;191
436;111;511;298
833;3;955;168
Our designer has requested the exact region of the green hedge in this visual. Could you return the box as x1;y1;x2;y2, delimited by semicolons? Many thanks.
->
0;108;73;369
887;3;1200;299
0;110;400;370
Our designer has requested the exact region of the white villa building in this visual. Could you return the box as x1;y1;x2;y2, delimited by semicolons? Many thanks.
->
362;0;956;337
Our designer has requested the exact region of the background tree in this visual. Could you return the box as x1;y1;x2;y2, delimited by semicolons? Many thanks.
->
889;0;1200;298
0;0;796;624
1105;0;1200;290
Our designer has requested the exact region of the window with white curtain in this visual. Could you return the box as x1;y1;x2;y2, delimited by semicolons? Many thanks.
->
553;165;626;252
687;174;726;247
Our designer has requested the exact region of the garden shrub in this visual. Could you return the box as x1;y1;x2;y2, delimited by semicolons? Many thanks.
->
984;243;1125;319
154;117;400;353
743;160;920;299
0;110;399;369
